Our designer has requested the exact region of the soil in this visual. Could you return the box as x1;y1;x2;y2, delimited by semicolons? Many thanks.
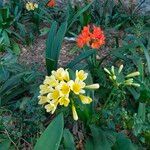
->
19;36;77;73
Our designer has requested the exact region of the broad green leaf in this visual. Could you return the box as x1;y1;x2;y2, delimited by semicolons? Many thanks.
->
112;134;137;150
90;126;111;150
34;113;64;150
63;129;75;150
0;139;11;150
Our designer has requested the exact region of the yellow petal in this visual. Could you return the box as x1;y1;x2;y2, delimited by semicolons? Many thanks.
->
72;105;78;121
38;96;49;105
76;70;88;81
59;97;70;107
60;82;70;95
79;95;92;104
45;103;56;114
47;89;60;100
69;80;85;95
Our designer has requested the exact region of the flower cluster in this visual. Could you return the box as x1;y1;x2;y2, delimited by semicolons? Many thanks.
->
47;0;56;7
104;65;140;87
38;68;99;120
76;25;105;49
26;2;38;11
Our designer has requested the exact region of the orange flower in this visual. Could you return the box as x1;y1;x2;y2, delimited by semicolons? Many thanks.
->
76;25;91;48
76;25;105;49
47;0;55;7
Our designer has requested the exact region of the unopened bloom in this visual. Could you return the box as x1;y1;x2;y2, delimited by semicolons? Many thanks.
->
38;68;99;121
126;71;140;78
118;65;124;74
76;25;105;49
104;66;140;88
85;84;100;89
72;105;78;121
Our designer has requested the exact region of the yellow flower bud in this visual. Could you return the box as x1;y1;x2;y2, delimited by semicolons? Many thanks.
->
85;84;100;90
111;66;115;75
126;72;140;78
72;105;78;121
131;83;140;87
118;65;123;73
124;78;133;84
104;68;111;75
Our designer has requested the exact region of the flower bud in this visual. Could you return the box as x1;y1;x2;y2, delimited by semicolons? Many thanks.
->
85;84;100;89
118;65;123;74
126;72;140;78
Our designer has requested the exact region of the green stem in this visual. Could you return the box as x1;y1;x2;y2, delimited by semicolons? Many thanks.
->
103;87;115;109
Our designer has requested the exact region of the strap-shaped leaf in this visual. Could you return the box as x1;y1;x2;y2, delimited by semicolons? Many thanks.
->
45;21;67;74
63;129;75;150
67;2;93;30
67;50;96;69
34;113;64;150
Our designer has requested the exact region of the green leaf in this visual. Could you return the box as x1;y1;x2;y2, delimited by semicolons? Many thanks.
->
45;21;67;75
34;113;64;150
63;129;75;150
12;41;20;55
138;103;146;122
67;2;93;30
112;134;137;150
0;139;11;150
90;126;111;150
67;50;96;69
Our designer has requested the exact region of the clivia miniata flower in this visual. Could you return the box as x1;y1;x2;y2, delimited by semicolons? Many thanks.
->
26;2;38;11
47;0;56;7
38;68;99;120
76;25;105;49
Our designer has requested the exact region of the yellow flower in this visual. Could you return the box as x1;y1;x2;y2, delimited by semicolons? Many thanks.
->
39;84;52;95
38;96;49;104
79;95;92;104
38;68;100;121
69;80;85;95
44;75;58;87
60;81;70;95
126;71;140;78
52;68;70;81
72;105;78;121
47;88;61;101
59;97;70;107
25;2;38;11
45;103;56;114
76;70;88;81
85;84;99;89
